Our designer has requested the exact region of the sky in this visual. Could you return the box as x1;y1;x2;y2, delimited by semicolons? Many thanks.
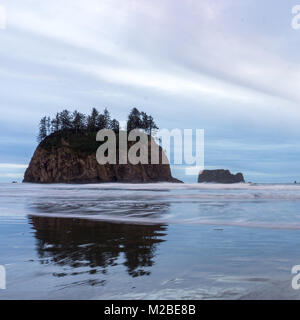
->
1;0;300;183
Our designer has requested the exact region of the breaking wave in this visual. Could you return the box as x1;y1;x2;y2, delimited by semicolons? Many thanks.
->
2;182;300;229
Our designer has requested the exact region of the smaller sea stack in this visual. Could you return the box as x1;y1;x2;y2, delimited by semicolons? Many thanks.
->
198;169;245;184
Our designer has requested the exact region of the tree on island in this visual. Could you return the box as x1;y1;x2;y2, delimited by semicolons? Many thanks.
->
60;109;73;130
87;108;99;131
96;114;107;130
127;108;159;135
110;119;120;132
72;110;86;133
38;116;48;142
146;115;158;136
51;113;61;132
37;107;158;142
127;108;142;131
103;108;111;128
141;112;158;136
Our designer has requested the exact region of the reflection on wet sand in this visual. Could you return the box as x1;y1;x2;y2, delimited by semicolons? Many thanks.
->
29;216;168;279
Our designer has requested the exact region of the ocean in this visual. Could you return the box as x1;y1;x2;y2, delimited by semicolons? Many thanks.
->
1;182;300;299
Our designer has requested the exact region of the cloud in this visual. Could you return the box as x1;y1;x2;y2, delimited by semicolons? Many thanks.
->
0;163;27;182
0;5;6;30
1;0;300;182
0;163;28;169
2;0;299;106
0;173;24;178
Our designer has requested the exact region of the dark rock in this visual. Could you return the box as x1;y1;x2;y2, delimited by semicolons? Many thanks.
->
198;169;245;184
23;131;182;184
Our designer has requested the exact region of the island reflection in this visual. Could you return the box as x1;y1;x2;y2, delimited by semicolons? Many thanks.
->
29;216;168;279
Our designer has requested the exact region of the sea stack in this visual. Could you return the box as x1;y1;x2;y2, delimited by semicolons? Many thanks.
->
198;169;245;184
23;131;181;184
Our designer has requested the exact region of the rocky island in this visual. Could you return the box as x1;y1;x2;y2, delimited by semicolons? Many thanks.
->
23;107;181;184
23;131;180;183
198;169;245;184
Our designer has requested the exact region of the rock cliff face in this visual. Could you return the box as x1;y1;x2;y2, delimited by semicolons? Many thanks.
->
198;169;245;184
23;131;181;183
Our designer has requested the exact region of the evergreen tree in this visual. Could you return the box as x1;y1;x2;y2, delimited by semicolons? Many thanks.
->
38;116;47;142
103;108;111;129
72;110;86;133
146;115;158;136
37;107;159;141
141;112;148;130
59;109;72;130
127;107;142;131
110;119;120;132
51;113;61;132
96;114;107;130
87;108;99;131
139;111;159;135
